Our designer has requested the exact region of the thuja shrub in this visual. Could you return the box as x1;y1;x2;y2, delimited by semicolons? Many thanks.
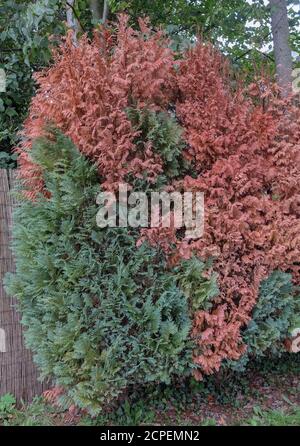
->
169;50;300;378
5;130;196;413
17;15;177;195
13;16;300;384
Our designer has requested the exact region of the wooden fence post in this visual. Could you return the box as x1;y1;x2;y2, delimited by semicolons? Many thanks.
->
0;169;47;401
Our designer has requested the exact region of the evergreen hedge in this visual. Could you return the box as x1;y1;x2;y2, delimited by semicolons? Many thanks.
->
5;130;212;413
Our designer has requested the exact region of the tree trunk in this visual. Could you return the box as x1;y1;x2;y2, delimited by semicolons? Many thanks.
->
66;0;81;45
102;0;109;23
89;1;109;24
89;0;101;23
269;0;293;96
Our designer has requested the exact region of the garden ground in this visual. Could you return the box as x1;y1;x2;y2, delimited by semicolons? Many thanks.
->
1;355;299;426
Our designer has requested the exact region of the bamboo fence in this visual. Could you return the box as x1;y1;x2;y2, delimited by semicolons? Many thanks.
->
0;169;47;401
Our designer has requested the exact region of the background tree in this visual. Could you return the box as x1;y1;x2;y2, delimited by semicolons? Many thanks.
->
107;0;299;78
89;0;109;23
66;0;82;43
89;0;101;22
0;0;65;158
270;0;293;95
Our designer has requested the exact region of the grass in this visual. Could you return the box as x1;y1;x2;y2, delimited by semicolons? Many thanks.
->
1;394;300;426
0;395;60;426
242;407;300;426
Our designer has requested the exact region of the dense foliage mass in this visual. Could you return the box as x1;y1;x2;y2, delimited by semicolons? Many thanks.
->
6;130;206;413
226;271;300;372
6;16;300;411
2;1;300;158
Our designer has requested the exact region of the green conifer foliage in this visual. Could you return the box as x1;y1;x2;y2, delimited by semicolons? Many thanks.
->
244;271;300;358
174;257;219;313
5;130;193;413
126;107;188;180
226;271;300;372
